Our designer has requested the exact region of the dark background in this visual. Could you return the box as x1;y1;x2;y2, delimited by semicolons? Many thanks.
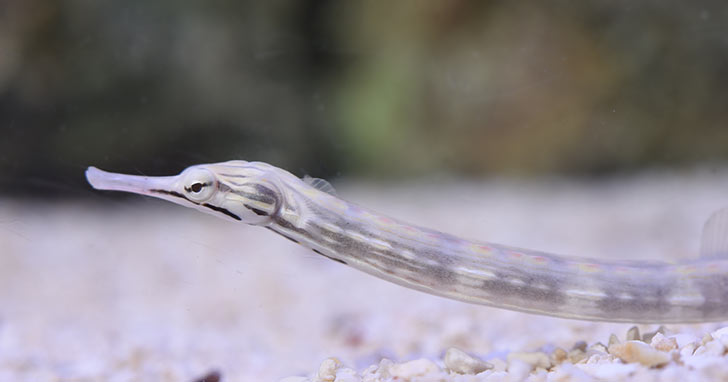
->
2;1;728;196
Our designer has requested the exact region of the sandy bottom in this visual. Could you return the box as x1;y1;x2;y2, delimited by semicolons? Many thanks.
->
2;171;728;381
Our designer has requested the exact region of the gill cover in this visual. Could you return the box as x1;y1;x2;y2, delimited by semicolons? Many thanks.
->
219;176;283;226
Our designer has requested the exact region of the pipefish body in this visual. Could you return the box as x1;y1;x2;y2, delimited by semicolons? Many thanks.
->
86;160;728;323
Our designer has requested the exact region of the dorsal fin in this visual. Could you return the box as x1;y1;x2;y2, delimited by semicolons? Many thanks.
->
699;207;728;258
303;175;337;196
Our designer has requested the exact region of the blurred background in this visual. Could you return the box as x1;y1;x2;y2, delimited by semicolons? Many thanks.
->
3;2;728;380
1;0;728;196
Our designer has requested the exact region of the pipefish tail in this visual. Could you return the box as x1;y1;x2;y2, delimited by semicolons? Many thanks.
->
86;161;728;323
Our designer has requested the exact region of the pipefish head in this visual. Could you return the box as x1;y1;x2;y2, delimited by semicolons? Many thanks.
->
86;160;284;225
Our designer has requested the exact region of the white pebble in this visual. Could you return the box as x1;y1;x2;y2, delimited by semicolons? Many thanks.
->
568;348;588;364
489;358;508;372
626;326;641;341
388;359;441;379
608;340;671;367
526;368;548;382
650;332;677;352
711;326;728;339
588;342;608;354
693;339;725;356
507;359;532;382
683;354;728;372
316;358;342;382
443;347;493;374
710;329;728;347
334;368;361;382
608;334;620;347
679;343;697;358
551;348;568;365
641;326;667;343
361;359;393;382
702;333;713;345
550;363;595;382
584;353;612;364
670;333;699;349
576;362;640;380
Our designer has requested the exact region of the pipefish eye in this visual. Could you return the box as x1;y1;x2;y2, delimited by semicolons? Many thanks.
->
182;168;216;202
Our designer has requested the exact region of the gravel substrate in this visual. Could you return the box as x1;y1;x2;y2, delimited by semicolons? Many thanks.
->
2;170;728;381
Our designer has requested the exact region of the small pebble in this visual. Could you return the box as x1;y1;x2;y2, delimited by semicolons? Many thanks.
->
584;353;612;364
671;333;699;349
717;335;728;349
576;362;640;380
569;348;587;363
443;347;493;374
693;339;725;356
679;343;697;358
388;359;440;379
571;341;587;352
334;368;360;382
712;327;728;349
551;363;593;381
711;326;728;338
683;354;728;372
488;358;508;372
626;326;641;342
608;340;671;367
506;360;532;381
589;342;608;354
642;326;667;343
650;333;677;352
551;348;567;364
361;359;393;382
316;358;341;382
701;333;713;345
567;348;587;364
608;334;621;347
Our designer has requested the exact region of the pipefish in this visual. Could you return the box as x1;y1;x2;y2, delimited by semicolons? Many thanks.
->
86;160;728;323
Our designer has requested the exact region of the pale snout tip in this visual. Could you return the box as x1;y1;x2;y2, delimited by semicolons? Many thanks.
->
85;166;107;190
